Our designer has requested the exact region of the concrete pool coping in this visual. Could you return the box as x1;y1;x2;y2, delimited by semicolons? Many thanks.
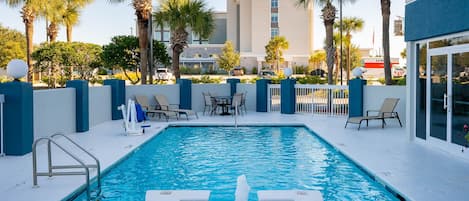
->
1;113;469;201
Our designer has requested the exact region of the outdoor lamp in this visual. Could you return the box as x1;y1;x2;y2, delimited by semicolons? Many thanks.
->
7;59;28;81
283;68;293;78
352;67;366;79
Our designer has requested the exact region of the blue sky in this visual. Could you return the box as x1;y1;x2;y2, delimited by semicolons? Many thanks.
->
0;0;405;58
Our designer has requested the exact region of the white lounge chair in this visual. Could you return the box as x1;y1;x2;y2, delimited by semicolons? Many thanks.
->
257;190;323;201
235;175;251;201
145;190;211;201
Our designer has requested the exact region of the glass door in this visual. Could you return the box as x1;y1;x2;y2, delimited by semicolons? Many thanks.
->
451;52;469;146
429;55;448;141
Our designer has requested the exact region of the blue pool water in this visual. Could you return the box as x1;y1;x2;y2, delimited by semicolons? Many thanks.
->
72;126;398;201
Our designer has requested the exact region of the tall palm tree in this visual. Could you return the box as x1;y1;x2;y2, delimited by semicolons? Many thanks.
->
111;0;152;84
381;0;392;85
1;0;43;82
297;0;356;84
334;17;363;82
42;0;65;42
63;0;93;42
153;0;214;79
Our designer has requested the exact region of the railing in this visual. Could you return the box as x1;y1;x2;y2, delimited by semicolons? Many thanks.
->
268;84;281;112
268;84;349;116
32;133;102;201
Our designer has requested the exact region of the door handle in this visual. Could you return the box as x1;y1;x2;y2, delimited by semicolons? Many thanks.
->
443;93;447;110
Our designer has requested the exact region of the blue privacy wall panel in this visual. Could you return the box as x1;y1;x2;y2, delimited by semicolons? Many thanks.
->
405;0;469;41
66;80;89;132
104;79;125;120
0;81;33;155
177;79;192;110
349;79;366;117
256;79;271;112
227;78;240;96
281;79;296;114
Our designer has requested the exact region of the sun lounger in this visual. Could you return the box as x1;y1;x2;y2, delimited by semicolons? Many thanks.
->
345;98;403;130
145;190;211;201
154;94;198;120
257;190;323;201
135;95;178;122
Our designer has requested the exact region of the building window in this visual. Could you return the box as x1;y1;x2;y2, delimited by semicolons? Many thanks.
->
155;30;170;45
271;28;279;38
192;33;209;44
271;13;278;24
271;0;278;8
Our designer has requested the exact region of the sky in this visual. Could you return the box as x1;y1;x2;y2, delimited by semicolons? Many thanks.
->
0;0;406;59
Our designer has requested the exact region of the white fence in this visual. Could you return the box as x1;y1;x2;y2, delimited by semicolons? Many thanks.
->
268;84;349;116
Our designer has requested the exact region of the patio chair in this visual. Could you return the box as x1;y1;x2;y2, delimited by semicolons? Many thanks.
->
154;94;199;120
230;93;243;116
135;95;178;122
235;175;250;201
202;92;218;116
240;91;247;114
345;98;403;130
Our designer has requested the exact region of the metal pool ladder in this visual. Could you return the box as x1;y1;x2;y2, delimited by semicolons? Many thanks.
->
32;133;102;201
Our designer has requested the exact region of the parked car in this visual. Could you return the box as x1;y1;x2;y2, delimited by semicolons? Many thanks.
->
392;66;406;78
310;69;326;77
155;68;173;80
230;67;244;76
260;70;277;78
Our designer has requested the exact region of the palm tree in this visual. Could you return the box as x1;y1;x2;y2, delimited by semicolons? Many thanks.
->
334;17;363;82
63;0;93;42
381;0;392;85
297;0;355;84
1;0;43;82
264;36;289;72
42;0;65;42
153;0;215;79
111;0;152;84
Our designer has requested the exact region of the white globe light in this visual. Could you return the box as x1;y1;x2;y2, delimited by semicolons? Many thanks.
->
7;59;28;80
352;67;366;78
283;68;293;78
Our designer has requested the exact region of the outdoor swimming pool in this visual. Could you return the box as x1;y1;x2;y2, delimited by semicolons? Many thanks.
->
71;126;399;201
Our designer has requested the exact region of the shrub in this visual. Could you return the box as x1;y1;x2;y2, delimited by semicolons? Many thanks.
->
251;67;258;75
191;75;222;84
296;76;326;84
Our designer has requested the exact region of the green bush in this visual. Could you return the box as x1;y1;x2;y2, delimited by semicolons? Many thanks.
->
296;76;327;84
97;68;108;75
294;65;307;74
191;75;222;84
377;77;406;85
180;66;201;75
251;67;258;75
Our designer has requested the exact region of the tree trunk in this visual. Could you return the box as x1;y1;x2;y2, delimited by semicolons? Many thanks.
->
22;5;35;82
322;2;336;85
381;0;392;85
138;17;149;84
66;25;72;42
48;22;58;42
172;48;181;79
325;25;335;85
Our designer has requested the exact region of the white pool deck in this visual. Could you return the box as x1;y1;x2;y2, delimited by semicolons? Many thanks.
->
1;112;469;201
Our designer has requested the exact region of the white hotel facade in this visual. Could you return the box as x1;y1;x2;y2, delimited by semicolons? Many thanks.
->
227;0;314;71
154;0;314;73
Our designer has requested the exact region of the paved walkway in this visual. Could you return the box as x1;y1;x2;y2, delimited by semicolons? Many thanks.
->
1;113;469;201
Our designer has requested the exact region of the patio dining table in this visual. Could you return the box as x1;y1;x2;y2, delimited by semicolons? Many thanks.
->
214;96;232;115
